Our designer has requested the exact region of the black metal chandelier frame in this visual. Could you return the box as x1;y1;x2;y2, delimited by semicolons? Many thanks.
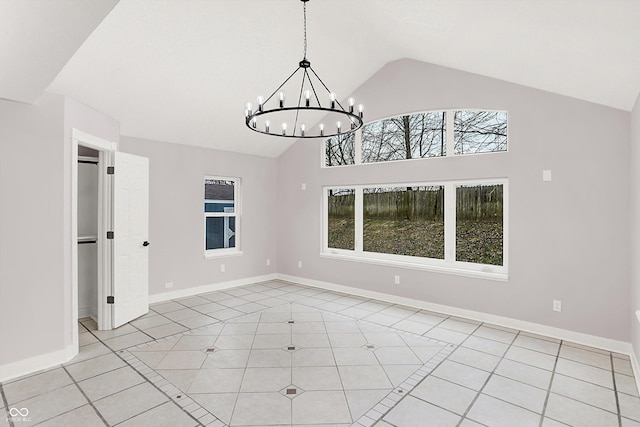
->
244;0;364;139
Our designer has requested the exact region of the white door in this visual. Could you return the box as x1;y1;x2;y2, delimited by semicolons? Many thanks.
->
112;152;150;327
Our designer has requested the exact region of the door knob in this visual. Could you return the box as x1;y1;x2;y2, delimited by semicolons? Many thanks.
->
143;241;150;247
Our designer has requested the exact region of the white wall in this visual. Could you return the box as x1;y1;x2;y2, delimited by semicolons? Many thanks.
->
118;136;278;296
277;59;632;342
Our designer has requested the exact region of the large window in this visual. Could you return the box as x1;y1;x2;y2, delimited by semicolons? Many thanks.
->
324;109;507;167
205;177;240;256
323;180;507;279
363;186;445;259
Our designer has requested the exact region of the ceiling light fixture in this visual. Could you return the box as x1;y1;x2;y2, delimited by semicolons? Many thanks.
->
244;0;364;139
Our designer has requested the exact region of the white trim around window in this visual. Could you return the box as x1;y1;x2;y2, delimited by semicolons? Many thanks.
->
322;178;508;281
204;176;242;258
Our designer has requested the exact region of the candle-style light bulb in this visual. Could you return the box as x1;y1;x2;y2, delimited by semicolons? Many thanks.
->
282;122;287;136
358;104;364;118
278;92;285;108
304;90;311;107
319;123;325;136
246;102;253;116
336;121;342;133
348;97;355;113
301;124;306;137
251;117;257;128
329;93;336;109
257;96;264;112
265;120;270;133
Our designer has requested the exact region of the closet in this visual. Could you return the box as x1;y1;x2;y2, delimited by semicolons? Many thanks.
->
77;145;99;320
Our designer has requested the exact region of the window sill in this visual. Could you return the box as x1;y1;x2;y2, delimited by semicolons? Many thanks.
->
205;250;243;259
319;252;508;282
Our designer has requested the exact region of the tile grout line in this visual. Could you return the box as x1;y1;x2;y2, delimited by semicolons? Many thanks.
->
91;327;210;426
538;339;562;427
0;382;16;427
353;343;456;427
455;327;520;426
611;353;623;427
60;364;111;427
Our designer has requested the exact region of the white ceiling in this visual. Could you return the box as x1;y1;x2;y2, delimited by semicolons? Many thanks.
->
3;0;640;157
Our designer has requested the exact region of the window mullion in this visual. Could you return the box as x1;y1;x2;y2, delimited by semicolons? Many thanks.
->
355;129;362;165
355;187;363;252
444;182;456;262
446;110;455;157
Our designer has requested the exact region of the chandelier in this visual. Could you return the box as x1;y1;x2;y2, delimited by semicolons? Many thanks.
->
244;0;364;139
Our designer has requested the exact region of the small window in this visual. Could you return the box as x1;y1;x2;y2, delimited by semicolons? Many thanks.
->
363;186;445;259
362;112;446;163
327;188;355;250
454;111;507;154
325;134;355;166
456;184;504;265
205;177;240;254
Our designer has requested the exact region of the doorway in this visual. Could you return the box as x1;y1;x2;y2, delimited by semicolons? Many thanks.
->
70;129;151;355
71;129;115;349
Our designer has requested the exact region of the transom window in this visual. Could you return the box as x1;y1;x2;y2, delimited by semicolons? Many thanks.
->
324;109;507;167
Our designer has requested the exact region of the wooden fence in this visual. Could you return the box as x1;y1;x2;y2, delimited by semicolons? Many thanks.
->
328;185;502;221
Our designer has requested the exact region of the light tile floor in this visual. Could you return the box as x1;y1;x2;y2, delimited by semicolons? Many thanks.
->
1;280;639;426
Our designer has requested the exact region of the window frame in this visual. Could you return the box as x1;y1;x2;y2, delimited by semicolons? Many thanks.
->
321;109;508;168
322;178;508;281
204;176;242;258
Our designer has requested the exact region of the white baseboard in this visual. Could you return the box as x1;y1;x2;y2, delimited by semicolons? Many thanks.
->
78;306;96;320
0;344;77;383
278;274;633;356
148;273;278;304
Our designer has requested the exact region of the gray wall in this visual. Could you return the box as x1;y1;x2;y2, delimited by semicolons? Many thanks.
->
631;93;640;357
276;59;632;341
0;94;66;368
118;136;278;296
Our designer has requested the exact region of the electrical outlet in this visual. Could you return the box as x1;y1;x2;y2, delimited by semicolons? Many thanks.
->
635;310;640;324
165;282;173;289
298;261;302;269
543;169;552;182
394;275;400;285
553;300;562;312
266;258;271;266
220;264;225;273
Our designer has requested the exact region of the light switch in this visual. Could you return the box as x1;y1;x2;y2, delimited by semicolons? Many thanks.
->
542;170;552;182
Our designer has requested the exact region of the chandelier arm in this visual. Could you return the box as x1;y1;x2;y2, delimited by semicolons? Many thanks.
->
292;69;308;132
263;66;303;105
308;66;347;111
304;71;322;108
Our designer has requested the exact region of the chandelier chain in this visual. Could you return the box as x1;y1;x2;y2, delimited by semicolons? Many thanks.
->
303;1;307;59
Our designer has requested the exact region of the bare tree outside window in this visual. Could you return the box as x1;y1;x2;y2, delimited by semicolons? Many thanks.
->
454;111;507;154
362;112;446;163
325;133;355;166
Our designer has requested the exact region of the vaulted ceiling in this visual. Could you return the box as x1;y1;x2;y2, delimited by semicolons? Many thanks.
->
2;0;640;157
